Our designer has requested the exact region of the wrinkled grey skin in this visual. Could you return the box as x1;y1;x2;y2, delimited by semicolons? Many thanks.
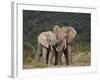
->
37;31;58;65
53;25;77;65
37;25;77;66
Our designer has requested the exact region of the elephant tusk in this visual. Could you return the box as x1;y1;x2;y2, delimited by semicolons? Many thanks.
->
64;44;66;49
51;46;53;51
56;47;58;51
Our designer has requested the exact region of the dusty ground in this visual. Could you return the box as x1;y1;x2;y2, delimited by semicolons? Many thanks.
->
23;52;90;69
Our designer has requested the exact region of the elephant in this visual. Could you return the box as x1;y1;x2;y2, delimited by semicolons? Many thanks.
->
53;25;77;65
37;25;77;66
37;31;58;65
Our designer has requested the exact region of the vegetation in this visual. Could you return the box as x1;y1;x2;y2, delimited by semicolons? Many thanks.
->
23;10;91;69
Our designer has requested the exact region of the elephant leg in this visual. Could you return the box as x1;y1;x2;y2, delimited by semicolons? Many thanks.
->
37;42;43;64
54;47;58;65
54;51;58;65
48;46;57;65
38;53;42;64
46;48;50;64
57;51;63;65
48;50;53;65
63;45;72;65
68;45;72;64
63;48;69;65
42;47;47;64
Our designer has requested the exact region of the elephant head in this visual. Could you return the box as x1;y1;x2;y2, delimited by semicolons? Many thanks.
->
61;26;77;44
53;25;77;65
38;31;57;48
53;25;67;42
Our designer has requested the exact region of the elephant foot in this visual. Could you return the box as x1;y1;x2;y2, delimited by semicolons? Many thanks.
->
66;62;69;65
58;61;62;65
54;63;57;65
48;64;52;67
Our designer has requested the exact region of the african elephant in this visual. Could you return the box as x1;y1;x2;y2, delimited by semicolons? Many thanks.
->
37;31;58;65
53;25;77;65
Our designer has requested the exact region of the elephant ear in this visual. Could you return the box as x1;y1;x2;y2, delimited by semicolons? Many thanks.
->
61;27;77;43
53;25;60;35
38;32;49;48
53;25;67;41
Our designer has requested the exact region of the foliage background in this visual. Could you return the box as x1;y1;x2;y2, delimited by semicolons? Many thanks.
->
23;10;91;68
